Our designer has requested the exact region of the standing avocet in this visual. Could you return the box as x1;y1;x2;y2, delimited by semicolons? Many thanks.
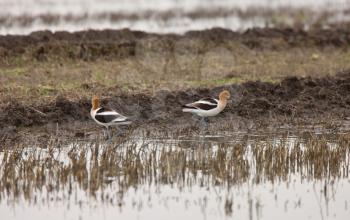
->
90;95;131;138
182;90;231;126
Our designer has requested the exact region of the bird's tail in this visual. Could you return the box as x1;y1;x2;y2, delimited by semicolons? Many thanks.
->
182;104;197;112
113;116;133;125
116;121;132;125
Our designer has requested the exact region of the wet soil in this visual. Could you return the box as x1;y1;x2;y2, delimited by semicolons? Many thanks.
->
1;70;350;144
1;27;350;62
1;27;350;145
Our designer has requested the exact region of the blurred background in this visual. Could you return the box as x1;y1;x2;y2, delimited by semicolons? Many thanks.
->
1;0;350;35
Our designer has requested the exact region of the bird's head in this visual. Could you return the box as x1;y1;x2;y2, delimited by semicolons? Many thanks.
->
91;95;100;110
219;90;231;101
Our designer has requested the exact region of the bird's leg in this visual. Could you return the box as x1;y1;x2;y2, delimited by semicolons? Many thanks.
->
204;118;209;130
199;117;209;134
192;114;201;130
115;126;124;136
106;126;111;139
102;129;106;138
192;114;200;122
200;117;208;127
198;117;204;133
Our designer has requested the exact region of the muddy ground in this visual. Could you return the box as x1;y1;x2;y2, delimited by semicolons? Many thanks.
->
1;27;350;61
1;70;350;145
1;27;350;145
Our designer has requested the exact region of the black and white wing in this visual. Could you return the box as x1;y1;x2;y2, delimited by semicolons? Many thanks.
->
95;107;130;124
183;97;218;111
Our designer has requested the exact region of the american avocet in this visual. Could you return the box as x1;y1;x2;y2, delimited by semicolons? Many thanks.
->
182;90;231;127
90;95;131;138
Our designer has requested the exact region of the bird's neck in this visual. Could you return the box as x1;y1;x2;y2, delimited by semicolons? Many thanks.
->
92;100;99;110
218;99;227;110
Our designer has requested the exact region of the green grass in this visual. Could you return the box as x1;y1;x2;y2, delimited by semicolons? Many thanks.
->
0;67;26;76
1;44;350;103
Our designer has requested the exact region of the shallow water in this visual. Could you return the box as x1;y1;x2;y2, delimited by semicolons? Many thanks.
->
1;0;350;35
1;0;347;15
0;132;349;220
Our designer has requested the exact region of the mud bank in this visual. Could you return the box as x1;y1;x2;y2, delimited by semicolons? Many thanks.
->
1;71;350;139
1;27;350;62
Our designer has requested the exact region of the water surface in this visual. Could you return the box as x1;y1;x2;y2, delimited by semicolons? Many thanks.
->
0;132;349;220
1;0;350;34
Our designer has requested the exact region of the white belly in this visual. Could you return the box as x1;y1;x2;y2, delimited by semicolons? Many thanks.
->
183;107;223;117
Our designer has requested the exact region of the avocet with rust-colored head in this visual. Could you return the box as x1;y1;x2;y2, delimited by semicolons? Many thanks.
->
182;90;230;126
90;95;131;138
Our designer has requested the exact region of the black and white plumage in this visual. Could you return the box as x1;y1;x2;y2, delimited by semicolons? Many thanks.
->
91;96;131;138
182;90;230;118
182;97;219;114
91;107;131;126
